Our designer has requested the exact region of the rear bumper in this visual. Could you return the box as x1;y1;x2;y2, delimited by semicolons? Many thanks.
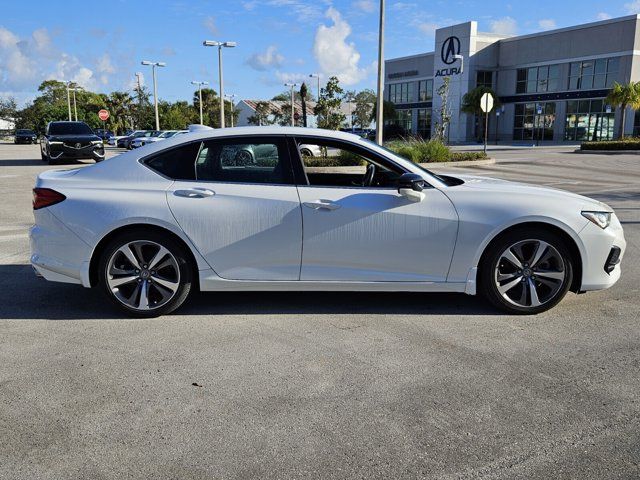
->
579;214;626;291
29;209;92;287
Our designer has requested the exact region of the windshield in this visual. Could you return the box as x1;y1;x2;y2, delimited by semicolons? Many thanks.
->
49;122;93;135
159;131;176;138
17;129;35;134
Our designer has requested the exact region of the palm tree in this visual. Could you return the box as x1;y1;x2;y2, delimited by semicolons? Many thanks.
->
605;81;640;139
106;91;134;134
461;86;500;142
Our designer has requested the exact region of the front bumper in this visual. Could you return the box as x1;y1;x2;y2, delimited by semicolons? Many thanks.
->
578;213;626;291
49;143;104;160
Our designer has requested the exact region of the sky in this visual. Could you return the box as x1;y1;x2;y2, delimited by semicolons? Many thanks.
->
1;0;639;107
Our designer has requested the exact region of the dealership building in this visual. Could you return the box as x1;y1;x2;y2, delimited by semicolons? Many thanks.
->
384;15;640;143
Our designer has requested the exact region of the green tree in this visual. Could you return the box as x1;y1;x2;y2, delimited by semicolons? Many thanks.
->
247;101;273;126
159;100;195;129
314;76;345;130
353;89;375;129
369;100;396;124
461;86;500;141
605;81;640;139
0;97;17;124
105;91;134;134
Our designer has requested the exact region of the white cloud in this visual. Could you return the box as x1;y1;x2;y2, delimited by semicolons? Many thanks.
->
313;7;372;86
203;16;218;35
267;0;323;22
246;45;285;71
625;1;640;13
416;22;438;36
274;71;309;84
0;27;37;85
354;0;376;13
489;17;517;35
596;12;612;20
538;19;557;30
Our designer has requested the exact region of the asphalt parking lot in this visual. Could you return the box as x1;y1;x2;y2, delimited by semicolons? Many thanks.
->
0;143;638;479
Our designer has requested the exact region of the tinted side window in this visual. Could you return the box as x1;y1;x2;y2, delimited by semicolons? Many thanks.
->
145;142;202;180
195;137;292;184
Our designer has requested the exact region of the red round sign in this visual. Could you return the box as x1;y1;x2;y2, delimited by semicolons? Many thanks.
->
98;109;110;121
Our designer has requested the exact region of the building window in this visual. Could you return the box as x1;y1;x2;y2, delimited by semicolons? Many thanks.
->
516;65;560;93
513;102;556;141
568;58;619;90
476;71;493;88
388;82;414;104
417;109;431;138
634;110;640;136
386;109;412;134
564;99;614;141
418;80;433;101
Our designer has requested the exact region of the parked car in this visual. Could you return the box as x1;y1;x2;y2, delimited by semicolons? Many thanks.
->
30;127;625;317
94;129;114;141
117;130;159;149
14;129;38;144
40;121;104;165
131;130;186;148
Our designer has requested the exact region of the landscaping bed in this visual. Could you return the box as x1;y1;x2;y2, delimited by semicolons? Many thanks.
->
580;138;640;151
385;139;488;163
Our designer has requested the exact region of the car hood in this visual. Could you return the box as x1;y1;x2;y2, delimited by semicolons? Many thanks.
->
449;174;612;212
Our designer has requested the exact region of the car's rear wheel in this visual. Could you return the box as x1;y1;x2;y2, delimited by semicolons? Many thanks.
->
479;228;573;314
98;231;193;317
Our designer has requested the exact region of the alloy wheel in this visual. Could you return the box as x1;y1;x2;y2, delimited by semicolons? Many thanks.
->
494;239;566;308
106;240;180;311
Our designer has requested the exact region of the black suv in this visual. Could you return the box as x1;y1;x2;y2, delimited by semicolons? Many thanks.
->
14;129;38;144
41;121;105;165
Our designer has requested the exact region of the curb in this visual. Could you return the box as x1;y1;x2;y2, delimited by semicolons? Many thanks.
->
419;158;496;167
574;149;640;154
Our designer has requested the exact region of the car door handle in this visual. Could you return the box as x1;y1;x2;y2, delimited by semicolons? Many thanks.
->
173;188;215;198
303;200;341;210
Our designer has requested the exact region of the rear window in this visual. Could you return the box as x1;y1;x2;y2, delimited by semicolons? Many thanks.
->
145;142;202;180
48;123;93;135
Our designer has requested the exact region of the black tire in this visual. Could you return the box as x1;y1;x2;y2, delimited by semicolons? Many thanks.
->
98;229;194;317
478;227;573;315
300;148;313;157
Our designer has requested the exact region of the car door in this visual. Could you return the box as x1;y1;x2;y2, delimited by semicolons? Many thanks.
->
160;136;302;281
292;136;458;282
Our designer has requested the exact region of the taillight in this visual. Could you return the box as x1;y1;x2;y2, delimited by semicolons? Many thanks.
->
33;188;66;210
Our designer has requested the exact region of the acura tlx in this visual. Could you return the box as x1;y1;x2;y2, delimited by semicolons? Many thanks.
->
30;127;625;317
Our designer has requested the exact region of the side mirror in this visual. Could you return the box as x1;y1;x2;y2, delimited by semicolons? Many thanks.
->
397;173;426;202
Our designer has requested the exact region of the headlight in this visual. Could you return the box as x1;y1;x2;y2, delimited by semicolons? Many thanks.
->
49;141;63;145
91;140;103;145
582;211;611;229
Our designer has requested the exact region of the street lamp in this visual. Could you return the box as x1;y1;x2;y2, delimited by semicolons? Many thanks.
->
309;73;321;101
191;80;209;125
225;94;236;127
453;54;464;74
375;0;385;145
66;82;73;121
203;40;237;128
141;60;166;130
284;83;299;127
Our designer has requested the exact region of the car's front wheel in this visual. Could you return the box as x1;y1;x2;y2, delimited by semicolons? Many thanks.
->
479;228;573;314
98;231;193;317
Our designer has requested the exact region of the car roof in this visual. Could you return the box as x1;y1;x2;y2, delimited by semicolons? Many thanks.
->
167;126;366;143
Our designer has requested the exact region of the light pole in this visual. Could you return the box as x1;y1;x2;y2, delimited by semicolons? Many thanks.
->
309;73;321;101
284;83;299;127
72;87;78;121
225;94;236;127
375;0;385;145
141;61;166;130
66;82;72;121
191;81;209;125
203;40;236;128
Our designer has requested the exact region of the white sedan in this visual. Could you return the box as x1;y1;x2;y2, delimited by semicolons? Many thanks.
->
30;127;626;317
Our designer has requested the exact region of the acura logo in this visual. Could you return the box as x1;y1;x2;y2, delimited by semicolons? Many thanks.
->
75;143;81;148
441;36;461;65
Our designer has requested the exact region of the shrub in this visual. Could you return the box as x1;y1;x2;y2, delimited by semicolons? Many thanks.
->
385;138;487;163
581;138;640;150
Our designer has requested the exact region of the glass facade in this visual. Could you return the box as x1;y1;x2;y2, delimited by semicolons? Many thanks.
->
388;82;414;104
386;109;413;133
568;58;618;90
516;64;560;93
564;99;615;141
476;71;493;88
513;102;556;141
418;79;433;101
417;109;431;138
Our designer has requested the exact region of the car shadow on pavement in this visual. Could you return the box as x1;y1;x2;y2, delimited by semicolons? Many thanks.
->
0;159;49;167
0;264;497;320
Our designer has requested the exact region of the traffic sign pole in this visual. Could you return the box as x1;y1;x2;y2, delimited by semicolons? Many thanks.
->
480;92;493;155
